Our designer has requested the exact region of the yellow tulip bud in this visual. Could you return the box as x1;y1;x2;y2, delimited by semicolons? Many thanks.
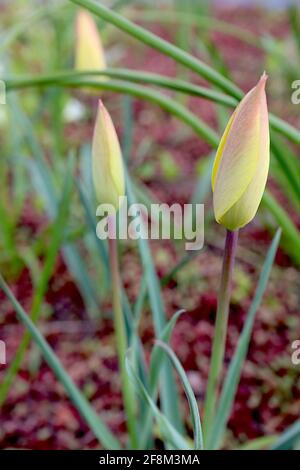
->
75;9;106;72
92;101;125;212
212;73;270;231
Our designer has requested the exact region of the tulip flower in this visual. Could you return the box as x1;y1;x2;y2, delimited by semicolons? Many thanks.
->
75;9;106;73
92;102;137;447
92;100;125;212
204;74;270;444
212;73;270;231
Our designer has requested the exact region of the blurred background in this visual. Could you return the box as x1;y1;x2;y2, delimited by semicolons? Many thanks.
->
0;0;300;449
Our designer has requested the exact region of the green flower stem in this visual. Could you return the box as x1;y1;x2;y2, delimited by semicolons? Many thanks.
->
203;229;239;447
5;74;300;258
6;76;218;147
5;70;237;107
6;70;300;147
107;217;138;449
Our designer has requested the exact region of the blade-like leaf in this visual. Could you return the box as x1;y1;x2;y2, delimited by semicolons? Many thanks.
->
263;191;300;266
0;275;121;450
6;70;237;108
238;435;278;450
149;309;185;391
69;0;240;98
125;167;184;435
68;0;300;148
272;419;300;450
139;309;185;448
125;352;191;450
9;96;100;313
0;156;74;406
155;340;203;450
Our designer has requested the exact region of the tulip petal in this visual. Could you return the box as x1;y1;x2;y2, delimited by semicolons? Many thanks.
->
92;101;125;211
213;75;268;223
219;91;270;230
211;109;236;191
75;9;106;71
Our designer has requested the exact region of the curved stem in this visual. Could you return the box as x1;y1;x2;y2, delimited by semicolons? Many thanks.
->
5;69;237;107
5;70;300;147
203;229;239;447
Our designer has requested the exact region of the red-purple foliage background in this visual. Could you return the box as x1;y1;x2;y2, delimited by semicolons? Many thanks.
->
0;4;300;449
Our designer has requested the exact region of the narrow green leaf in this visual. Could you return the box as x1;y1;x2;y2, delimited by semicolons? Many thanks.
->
149;310;185;391
67;0;300;147
29;154;99;313
9;96;100;313
69;0;241;98
125;168;184;435
155;341;203;450
5;70;237;108
140;311;185;448
271;135;300;208
7;69;300;149
7;75;219;148
0;157;74;406
288;5;300;59
0;1;69;54
237;435;278;450
78;166;149;431
122;95;134;162
0;275;121;450
272;419;300;450
125;352;191;450
263;190;300;266
77;181;109;279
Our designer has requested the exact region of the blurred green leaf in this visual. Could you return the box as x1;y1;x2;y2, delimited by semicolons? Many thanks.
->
68;0;300;148
0;156;74;406
238;435;278;450
0;275;121;450
155;340;203;450
272;418;300;450
263;191;300;266
126;167;184;438
125;351;191;450
69;0;240;98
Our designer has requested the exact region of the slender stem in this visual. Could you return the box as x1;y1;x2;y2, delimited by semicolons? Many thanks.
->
108;217;138;449
5;69;237;107
203;229;239;447
6;71;300;148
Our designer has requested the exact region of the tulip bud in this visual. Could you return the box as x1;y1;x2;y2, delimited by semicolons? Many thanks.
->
75;9;106;72
212;73;270;231
92;101;125;212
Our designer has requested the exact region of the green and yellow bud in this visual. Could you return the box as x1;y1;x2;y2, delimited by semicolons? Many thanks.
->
212;73;270;231
92;101;125;212
75;9;106;72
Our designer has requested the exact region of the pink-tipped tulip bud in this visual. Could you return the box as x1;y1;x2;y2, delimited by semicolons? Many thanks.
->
212;73;270;231
92;101;125;212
